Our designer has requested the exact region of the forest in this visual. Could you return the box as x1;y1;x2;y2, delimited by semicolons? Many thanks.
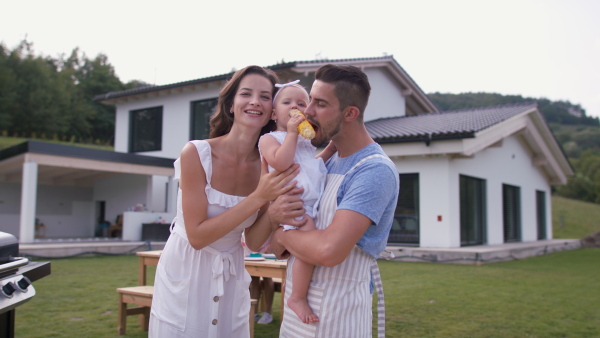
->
0;39;147;145
1;39;599;204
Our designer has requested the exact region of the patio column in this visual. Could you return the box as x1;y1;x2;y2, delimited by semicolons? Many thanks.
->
167;176;177;214
19;161;38;243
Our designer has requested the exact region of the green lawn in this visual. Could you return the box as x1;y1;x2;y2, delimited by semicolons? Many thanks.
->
10;186;600;337
14;249;600;337
552;195;600;240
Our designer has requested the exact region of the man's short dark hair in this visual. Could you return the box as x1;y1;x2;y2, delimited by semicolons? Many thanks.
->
315;64;371;121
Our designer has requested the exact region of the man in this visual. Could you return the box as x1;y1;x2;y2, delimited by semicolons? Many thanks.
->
268;64;399;337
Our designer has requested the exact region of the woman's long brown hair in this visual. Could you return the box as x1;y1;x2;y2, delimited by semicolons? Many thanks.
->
209;66;279;139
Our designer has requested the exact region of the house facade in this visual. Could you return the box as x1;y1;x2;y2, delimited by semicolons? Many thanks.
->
370;102;572;247
0;56;573;247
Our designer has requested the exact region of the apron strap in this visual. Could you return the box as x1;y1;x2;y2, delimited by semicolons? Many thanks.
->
371;260;386;338
349;153;391;338
348;154;393;174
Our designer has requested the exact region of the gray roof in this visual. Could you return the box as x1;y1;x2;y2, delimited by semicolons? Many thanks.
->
0;140;175;167
94;56;431;106
93;73;232;102
366;102;538;144
94;56;396;102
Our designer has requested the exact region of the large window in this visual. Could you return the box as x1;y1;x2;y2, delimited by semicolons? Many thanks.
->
389;173;419;245
503;184;522;243
536;190;547;240
190;98;217;140
129;106;163;152
460;175;487;246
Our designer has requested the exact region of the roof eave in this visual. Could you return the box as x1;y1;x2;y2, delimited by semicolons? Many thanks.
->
290;56;438;114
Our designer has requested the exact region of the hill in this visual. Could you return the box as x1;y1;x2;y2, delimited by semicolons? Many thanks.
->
552;195;600;239
428;92;599;126
429;92;600;205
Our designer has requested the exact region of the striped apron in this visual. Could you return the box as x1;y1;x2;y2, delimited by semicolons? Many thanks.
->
280;155;387;338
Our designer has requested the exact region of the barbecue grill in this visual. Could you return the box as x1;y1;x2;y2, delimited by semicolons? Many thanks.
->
0;231;50;338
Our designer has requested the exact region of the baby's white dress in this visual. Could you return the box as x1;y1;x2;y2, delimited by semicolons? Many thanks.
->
259;131;327;230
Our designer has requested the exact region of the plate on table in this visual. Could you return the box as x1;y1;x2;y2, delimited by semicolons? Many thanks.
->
244;256;265;261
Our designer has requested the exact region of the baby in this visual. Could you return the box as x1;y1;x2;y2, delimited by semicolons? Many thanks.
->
258;80;334;324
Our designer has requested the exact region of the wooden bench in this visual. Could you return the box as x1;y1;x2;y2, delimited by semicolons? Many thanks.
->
116;285;153;335
116;286;258;336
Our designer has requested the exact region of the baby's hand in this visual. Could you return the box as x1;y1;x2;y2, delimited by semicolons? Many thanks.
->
287;113;304;134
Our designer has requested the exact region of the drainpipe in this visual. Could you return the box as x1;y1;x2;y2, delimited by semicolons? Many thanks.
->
425;133;432;146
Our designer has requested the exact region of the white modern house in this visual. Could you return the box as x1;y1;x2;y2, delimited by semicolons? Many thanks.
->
0;56;574;251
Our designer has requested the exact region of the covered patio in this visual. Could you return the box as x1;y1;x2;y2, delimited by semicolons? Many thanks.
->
0;141;176;243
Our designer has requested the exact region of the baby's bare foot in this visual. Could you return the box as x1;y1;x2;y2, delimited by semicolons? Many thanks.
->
287;296;319;324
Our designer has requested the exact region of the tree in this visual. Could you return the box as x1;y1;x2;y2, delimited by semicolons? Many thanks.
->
4;40;73;137
0;40;140;144
71;51;125;143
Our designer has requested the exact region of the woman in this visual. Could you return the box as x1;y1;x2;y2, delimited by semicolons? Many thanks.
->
149;66;299;337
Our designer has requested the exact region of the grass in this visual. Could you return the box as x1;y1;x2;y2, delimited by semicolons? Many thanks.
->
552;195;600;239
380;250;600;337
11;196;600;337
14;249;600;337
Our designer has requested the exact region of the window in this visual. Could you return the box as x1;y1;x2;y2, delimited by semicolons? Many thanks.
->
460;175;487;246
129;106;163;152
503;184;521;242
388;173;419;245
536;190;547;240
190;98;217;140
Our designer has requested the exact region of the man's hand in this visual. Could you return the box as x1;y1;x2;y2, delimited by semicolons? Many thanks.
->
267;187;307;230
267;186;306;259
270;227;291;260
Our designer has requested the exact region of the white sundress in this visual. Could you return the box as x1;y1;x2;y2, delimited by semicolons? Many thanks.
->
259;131;327;230
149;140;257;338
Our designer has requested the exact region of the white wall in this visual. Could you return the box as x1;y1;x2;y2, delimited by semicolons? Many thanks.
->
394;155;457;247
0;173;172;239
391;134;553;248
0;182;24;236
114;85;221;158
93;174;149;226
364;68;406;121
148;175;170;212
0;182;95;238
450;136;551;245
114;69;407;158
122;211;175;241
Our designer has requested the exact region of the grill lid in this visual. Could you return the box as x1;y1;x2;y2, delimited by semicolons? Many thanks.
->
0;231;19;258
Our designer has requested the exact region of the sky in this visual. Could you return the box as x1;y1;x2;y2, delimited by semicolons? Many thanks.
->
2;0;600;117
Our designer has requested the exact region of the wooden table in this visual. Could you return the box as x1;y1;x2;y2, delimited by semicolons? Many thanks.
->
244;259;288;320
136;251;287;294
136;250;161;285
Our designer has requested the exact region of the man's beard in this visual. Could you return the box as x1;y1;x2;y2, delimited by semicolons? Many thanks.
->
311;114;343;148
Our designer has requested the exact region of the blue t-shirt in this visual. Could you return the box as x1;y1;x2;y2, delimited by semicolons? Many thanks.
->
325;143;399;259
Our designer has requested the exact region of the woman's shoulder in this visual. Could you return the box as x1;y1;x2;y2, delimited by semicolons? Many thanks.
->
182;140;211;157
180;140;213;175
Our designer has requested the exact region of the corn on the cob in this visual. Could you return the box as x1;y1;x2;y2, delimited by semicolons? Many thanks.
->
290;109;315;140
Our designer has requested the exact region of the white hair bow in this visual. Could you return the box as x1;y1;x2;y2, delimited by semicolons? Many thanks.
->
273;79;303;103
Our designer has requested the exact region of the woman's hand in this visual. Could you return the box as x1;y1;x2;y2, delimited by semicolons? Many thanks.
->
252;158;299;204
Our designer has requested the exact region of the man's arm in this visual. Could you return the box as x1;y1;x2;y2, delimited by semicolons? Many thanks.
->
271;209;371;267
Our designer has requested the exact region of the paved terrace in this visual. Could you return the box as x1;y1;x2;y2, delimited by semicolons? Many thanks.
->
18;238;582;264
385;239;581;265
